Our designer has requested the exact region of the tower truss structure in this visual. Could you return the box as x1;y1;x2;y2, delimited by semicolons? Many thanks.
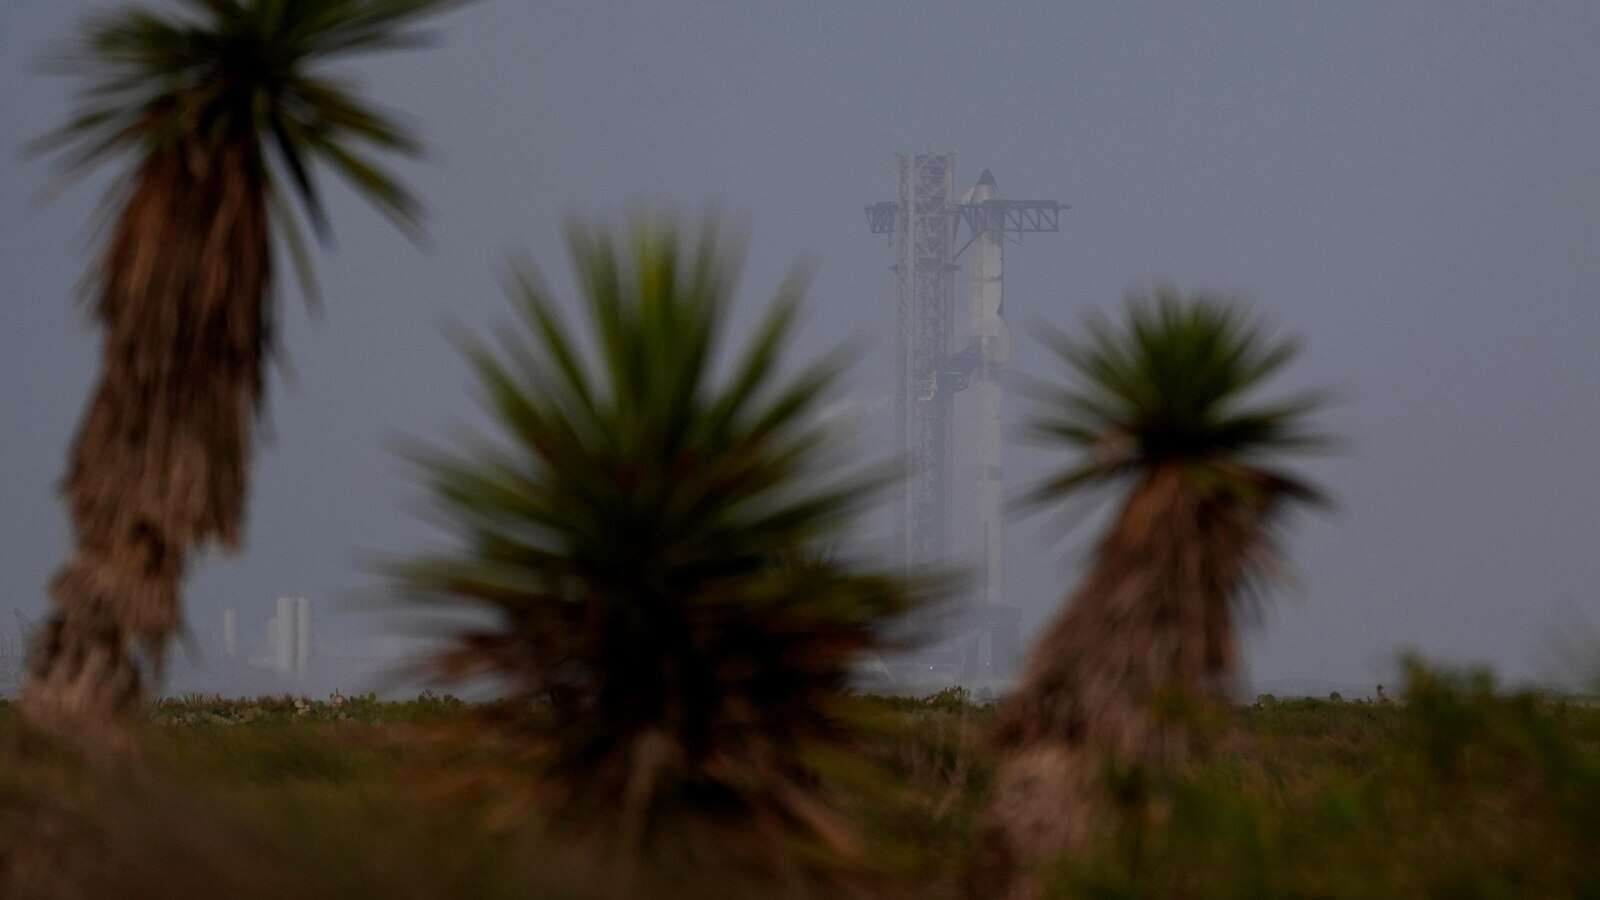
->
866;154;1067;673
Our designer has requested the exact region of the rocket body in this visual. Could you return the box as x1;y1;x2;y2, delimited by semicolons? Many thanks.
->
966;172;1009;615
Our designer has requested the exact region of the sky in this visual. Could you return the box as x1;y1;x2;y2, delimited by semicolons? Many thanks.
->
2;1;1599;693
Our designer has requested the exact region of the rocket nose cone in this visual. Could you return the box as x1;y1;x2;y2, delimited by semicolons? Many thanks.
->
976;169;997;189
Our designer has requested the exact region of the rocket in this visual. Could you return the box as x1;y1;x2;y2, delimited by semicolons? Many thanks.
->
863;155;1061;681
966;170;1009;621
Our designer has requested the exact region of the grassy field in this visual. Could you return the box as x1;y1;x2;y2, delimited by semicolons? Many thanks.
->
2;675;1597;899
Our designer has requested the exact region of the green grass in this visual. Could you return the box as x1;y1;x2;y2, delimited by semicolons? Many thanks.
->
2;677;1597;899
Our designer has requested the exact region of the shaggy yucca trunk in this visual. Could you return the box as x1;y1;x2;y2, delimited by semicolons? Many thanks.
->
23;0;460;732
972;292;1327;897
23;141;271;726
979;468;1292;896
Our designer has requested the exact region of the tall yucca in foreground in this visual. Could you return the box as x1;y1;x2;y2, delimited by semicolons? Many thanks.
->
393;219;923;868
985;290;1330;887
24;0;464;725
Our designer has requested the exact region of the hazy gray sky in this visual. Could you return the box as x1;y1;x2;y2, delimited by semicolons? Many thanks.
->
3;1;1598;689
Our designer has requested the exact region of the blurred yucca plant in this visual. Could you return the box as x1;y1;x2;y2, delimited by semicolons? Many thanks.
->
984;290;1331;886
24;0;466;728
1001;291;1331;748
392;218;928;869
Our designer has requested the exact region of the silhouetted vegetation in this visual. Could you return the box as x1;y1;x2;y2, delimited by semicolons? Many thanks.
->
1052;661;1600;899
387;218;934;880
986;291;1331;891
2;663;1596;899
24;0;463;727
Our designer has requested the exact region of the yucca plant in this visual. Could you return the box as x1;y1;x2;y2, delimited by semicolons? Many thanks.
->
392;219;925;868
984;289;1331;878
23;0;465;726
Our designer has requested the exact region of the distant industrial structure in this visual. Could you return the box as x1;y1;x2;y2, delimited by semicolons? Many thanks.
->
865;153;1066;681
222;596;315;678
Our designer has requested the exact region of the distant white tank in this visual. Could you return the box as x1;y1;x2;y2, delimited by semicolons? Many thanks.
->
275;597;295;676
222;608;238;661
293;597;312;676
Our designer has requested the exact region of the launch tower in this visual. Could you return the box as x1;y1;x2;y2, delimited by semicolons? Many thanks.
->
865;153;1066;678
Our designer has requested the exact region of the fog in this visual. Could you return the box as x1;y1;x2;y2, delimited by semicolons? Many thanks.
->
3;1;1599;698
